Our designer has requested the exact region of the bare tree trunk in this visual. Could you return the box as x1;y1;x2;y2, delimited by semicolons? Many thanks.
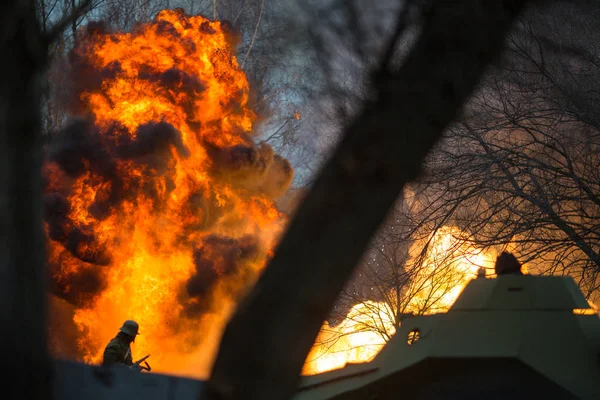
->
71;0;77;37
39;0;48;33
0;1;51;399
207;1;533;400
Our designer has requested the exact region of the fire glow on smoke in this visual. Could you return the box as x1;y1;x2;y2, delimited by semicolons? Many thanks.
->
44;9;292;377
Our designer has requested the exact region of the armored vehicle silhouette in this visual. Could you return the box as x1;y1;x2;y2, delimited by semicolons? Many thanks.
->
293;275;600;400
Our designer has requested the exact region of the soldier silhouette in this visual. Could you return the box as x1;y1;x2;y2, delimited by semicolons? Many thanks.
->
102;320;139;367
494;252;523;276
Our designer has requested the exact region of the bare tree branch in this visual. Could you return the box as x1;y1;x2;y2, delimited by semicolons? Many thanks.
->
240;0;264;69
378;0;413;73
43;0;91;44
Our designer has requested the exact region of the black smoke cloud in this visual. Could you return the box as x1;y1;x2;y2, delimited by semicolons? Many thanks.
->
183;235;260;316
47;246;107;307
44;191;110;266
44;116;292;312
206;142;293;198
45;119;188;216
44;118;189;307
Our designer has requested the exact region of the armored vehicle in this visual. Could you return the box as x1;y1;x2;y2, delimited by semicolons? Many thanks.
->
293;275;600;400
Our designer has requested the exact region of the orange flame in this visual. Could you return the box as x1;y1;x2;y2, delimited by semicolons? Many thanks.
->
45;9;291;378
303;226;495;375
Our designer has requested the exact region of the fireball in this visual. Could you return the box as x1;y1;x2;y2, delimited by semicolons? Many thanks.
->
44;9;292;378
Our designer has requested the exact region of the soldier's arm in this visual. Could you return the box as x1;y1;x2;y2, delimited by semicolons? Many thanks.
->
102;345;124;366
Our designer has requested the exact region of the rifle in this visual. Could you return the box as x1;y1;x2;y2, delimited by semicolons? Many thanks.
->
130;354;151;372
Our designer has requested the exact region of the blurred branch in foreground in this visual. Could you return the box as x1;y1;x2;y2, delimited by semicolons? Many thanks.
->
207;1;535;400
1;1;91;399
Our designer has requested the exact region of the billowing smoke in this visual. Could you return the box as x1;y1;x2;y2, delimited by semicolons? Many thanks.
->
44;119;186;303
43;9;293;373
184;235;260;316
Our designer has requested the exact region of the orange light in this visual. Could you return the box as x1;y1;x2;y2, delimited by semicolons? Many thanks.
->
573;309;597;315
303;226;495;375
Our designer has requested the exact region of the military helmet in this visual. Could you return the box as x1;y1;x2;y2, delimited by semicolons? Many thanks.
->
119;320;140;337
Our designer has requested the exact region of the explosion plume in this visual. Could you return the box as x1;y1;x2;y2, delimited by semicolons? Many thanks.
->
44;9;292;377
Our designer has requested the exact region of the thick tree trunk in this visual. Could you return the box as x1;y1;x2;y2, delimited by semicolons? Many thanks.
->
208;1;533;400
0;1;52;399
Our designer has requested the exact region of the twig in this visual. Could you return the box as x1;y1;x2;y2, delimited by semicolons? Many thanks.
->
378;0;414;74
43;0;92;44
241;0;265;69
